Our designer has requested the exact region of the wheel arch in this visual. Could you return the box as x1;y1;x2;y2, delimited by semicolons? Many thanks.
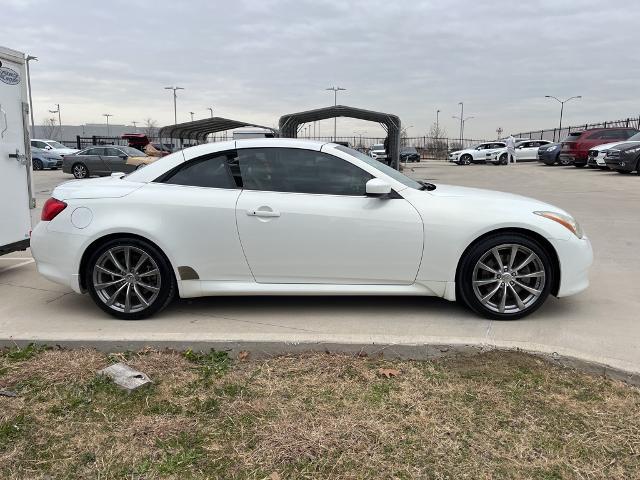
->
78;232;178;292
455;227;561;297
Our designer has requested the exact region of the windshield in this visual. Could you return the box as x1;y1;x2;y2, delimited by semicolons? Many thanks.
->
47;141;67;149
628;132;640;141
335;145;423;190
119;146;146;156
371;144;384;150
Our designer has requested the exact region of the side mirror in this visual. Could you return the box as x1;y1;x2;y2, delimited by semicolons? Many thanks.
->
119;154;127;160
45;145;52;150
366;178;392;197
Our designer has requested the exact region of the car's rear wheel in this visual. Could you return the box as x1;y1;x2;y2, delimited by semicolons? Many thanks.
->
499;153;508;165
33;158;43;170
457;233;553;320
85;238;176;320
72;162;89;179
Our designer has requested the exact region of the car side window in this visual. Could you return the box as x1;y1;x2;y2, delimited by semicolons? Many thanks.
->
158;151;237;189
83;148;100;156
237;147;373;196
106;147;123;157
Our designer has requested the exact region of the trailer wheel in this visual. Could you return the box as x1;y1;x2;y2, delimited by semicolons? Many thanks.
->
72;162;89;179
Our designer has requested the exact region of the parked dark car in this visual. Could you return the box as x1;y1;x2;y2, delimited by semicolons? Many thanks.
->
559;128;639;167
537;143;568;165
400;147;420;162
604;143;640;174
62;145;156;179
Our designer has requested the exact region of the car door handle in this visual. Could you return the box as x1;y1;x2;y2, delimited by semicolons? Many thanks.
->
247;209;280;218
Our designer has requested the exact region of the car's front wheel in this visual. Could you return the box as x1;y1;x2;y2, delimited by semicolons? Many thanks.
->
85;237;176;320
33;159;43;170
457;233;553;320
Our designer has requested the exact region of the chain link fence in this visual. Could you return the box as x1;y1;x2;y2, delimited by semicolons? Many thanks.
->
511;116;640;142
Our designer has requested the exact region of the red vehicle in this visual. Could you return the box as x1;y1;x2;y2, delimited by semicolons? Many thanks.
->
560;127;638;167
121;134;173;157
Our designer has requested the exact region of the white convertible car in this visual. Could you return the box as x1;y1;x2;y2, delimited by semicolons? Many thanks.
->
31;139;592;321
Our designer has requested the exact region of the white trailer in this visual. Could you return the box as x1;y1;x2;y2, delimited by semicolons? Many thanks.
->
0;46;34;255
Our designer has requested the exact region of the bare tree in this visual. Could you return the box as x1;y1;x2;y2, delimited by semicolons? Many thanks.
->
42;117;58;139
426;122;449;159
143;118;158;138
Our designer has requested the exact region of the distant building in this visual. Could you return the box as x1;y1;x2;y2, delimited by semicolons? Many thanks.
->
32;124;143;142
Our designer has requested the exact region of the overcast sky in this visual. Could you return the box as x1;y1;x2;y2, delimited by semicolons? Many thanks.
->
5;0;640;139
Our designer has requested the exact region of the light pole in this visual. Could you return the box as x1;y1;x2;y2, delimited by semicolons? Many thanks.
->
164;86;184;124
354;130;367;148
103;113;113;137
189;111;195;122
457;102;464;144
436;109;440;131
207;107;213;118
49;104;62;140
496;127;503;139
452;115;474;146
132;121;138;132
326;86;346;141
545;95;582;141
25;55;37;137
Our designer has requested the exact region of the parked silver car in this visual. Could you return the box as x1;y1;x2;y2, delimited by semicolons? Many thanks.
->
62;145;156;179
31;147;63;170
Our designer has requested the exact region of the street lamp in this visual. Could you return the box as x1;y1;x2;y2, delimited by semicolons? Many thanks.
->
545;95;582;141
207;107;213;118
103;113;113;137
189;111;195;122
436;109;441;130
457;102;464;144
132;121;138;132
48;104;62;140
325;86;346;141
164;86;184;124
25;55;37;137
452;115;475;147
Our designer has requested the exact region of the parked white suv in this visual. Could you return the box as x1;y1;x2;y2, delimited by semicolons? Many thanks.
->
30;139;79;156
448;142;506;164
369;144;387;162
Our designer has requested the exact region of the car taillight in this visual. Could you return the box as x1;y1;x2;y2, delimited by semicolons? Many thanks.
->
41;197;67;221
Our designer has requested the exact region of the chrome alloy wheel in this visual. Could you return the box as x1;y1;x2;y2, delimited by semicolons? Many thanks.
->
92;246;161;314
471;244;546;314
73;163;88;178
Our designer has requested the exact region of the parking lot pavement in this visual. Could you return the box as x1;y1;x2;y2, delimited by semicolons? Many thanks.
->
2;164;639;378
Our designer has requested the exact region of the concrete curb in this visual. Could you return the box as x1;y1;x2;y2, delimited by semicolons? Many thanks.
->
3;336;639;387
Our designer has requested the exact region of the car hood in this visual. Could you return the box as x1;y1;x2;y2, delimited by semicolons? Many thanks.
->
54;148;80;155
590;141;639;152
426;183;564;210
52;176;144;200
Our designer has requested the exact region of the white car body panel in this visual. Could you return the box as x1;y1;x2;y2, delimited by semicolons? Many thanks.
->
492;140;553;162
448;142;506;163
31;139;592;307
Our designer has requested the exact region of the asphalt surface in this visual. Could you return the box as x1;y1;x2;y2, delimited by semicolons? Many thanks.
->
1;162;638;377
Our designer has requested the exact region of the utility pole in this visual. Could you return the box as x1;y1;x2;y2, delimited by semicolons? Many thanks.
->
457;102;464;145
49;104;62;140
452;114;475;146
25;55;37;137
496;127;503;139
164;86;184;124
545;95;582;141
189;111;195;122
103;113;113;137
326;86;346;141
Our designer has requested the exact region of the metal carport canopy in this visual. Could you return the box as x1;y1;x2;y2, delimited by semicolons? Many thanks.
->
279;105;402;169
158;117;278;143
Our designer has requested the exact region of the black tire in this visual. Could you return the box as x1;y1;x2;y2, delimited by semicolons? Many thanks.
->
456;233;553;321
460;154;472;165
574;163;586;168
499;153;508;165
84;237;176;320
72;162;89;179
33;158;43;170
616;170;631;174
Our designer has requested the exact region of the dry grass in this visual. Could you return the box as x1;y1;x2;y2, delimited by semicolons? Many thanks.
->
1;346;639;479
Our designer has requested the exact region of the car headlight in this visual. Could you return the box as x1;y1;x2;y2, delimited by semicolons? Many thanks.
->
534;211;583;239
623;146;640;155
546;145;559;152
